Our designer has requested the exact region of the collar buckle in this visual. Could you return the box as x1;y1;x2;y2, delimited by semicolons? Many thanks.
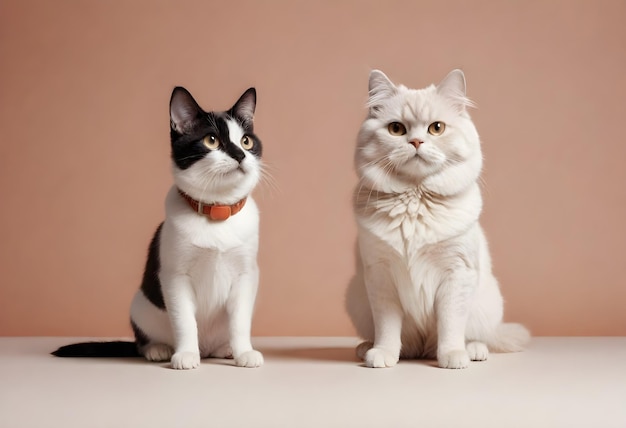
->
178;189;247;221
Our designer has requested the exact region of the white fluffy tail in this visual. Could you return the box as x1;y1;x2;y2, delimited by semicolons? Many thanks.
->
487;323;531;353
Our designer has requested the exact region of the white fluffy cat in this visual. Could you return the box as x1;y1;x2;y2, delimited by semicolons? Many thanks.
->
346;69;529;369
54;87;264;370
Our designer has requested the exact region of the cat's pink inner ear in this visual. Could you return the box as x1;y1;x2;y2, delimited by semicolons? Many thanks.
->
232;88;256;122
437;69;474;110
437;70;466;97
170;87;201;132
367;70;397;114
437;69;466;94
368;70;395;97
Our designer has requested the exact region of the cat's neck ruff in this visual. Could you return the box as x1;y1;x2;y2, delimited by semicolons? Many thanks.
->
177;189;247;221
354;182;483;247
355;182;474;214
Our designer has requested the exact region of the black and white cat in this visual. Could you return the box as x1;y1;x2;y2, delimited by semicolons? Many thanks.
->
53;87;265;369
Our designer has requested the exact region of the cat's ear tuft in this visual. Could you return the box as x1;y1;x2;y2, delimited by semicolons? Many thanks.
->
170;87;203;133
230;88;256;125
437;69;475;111
367;70;396;114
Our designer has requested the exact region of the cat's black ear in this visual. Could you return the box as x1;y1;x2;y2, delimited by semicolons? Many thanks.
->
170;87;203;133
230;88;256;125
367;70;396;113
437;69;474;111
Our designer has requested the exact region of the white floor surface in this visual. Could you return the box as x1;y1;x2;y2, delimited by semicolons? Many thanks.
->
0;337;625;428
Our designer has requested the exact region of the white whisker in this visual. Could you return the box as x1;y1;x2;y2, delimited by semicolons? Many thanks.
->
257;161;281;199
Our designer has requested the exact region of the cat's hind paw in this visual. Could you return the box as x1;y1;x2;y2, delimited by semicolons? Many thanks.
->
466;341;489;361
171;351;201;370
364;347;399;368
210;344;233;359
356;341;373;360
438;349;470;369
143;343;174;362
235;350;264;368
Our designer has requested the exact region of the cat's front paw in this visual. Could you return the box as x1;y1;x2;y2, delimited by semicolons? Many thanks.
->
235;350;264;368
438;349;470;369
171;351;200;370
364;347;399;368
466;341;489;361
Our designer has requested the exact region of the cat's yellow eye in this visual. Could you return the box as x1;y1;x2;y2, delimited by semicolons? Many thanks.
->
388;122;407;136
203;135;220;150
241;135;254;150
428;121;446;136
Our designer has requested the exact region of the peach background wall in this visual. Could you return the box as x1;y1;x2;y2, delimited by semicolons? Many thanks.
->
1;0;625;337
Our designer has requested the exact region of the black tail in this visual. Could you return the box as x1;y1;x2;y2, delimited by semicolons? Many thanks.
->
51;341;140;358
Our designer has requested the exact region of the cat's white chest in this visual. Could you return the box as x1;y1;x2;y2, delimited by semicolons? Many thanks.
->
358;189;438;255
158;186;260;312
389;189;431;239
188;248;239;314
356;186;482;258
164;186;259;252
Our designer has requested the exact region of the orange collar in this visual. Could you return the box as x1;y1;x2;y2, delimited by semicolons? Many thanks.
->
177;189;247;221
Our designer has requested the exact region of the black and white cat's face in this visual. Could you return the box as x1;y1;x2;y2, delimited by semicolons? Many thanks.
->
356;70;482;194
169;87;263;203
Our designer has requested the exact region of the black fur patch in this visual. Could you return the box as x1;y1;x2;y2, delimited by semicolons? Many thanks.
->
140;223;166;310
131;320;150;347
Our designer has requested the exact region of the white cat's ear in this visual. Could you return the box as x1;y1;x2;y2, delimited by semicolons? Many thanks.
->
230;88;256;125
368;70;396;113
369;70;395;95
170;87;202;133
437;69;474;111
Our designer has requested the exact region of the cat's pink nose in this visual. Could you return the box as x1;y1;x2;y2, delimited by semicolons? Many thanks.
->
409;139;422;148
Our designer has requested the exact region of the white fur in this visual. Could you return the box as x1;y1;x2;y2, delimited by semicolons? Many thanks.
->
346;70;529;369
130;117;263;370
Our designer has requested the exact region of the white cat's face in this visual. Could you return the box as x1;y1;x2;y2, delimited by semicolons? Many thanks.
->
356;70;482;195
